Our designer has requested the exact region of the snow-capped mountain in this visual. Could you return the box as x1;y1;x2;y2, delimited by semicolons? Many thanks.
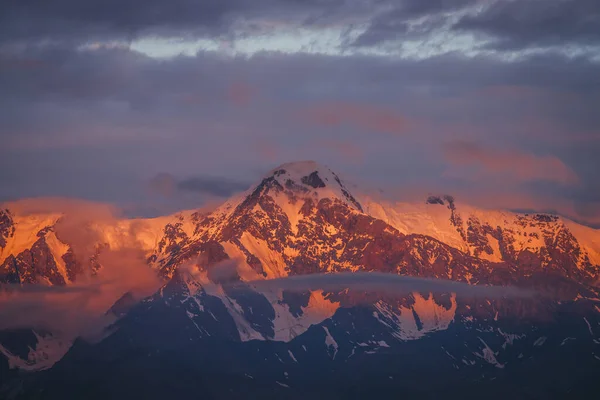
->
2;161;599;287
1;161;600;398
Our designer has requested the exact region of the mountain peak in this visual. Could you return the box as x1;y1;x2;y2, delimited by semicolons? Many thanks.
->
267;161;332;187
265;161;363;212
269;160;321;174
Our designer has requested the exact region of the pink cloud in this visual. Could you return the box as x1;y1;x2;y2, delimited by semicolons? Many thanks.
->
476;85;542;99
252;139;282;162
0;56;47;70
227;81;258;107
301;101;408;135
443;140;580;186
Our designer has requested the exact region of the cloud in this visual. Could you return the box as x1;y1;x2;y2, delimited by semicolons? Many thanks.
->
350;0;477;47
227;81;258;107
184;259;537;302
0;0;384;45
147;173;249;198
147;172;178;197
442;140;580;186
312;138;365;163
0;199;162;339
0;55;47;70
178;176;250;197
244;272;535;299
0;36;599;228
453;0;600;50
0;249;160;339
301;101;409;135
0;282;103;294
2;197;118;219
0;0;236;44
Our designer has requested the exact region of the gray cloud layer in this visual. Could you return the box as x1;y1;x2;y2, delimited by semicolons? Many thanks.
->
148;172;249;198
1;0;240;43
245;272;535;299
0;200;161;337
0;0;598;226
455;0;600;50
350;0;478;47
0;0;382;44
2;0;599;54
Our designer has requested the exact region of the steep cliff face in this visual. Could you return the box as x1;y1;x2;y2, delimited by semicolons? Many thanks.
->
0;209;15;249
1;213;65;285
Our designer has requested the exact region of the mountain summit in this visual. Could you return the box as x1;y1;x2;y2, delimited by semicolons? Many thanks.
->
261;161;364;212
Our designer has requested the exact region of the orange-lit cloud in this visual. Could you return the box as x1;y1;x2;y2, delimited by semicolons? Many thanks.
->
0;199;162;338
443;140;580;186
302;101;408;135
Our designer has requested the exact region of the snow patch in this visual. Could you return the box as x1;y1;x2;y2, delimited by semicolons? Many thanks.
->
43;231;71;282
0;331;73;371
475;338;504;369
262;289;339;342
374;293;457;340
561;337;575;346
323;326;338;359
239;232;288;278
288;350;298;362
584;317;594;336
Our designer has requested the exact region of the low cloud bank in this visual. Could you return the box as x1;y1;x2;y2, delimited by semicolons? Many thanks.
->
245;272;535;299
0;199;162;340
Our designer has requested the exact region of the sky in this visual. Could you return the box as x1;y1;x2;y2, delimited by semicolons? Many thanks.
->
0;0;599;226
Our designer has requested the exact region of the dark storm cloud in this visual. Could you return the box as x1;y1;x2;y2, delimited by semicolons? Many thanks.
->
0;0;378;44
454;0;600;50
0;0;239;43
0;0;489;47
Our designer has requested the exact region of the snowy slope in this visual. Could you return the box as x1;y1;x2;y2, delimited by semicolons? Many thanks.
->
363;195;600;273
0;213;63;265
0;331;72;371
